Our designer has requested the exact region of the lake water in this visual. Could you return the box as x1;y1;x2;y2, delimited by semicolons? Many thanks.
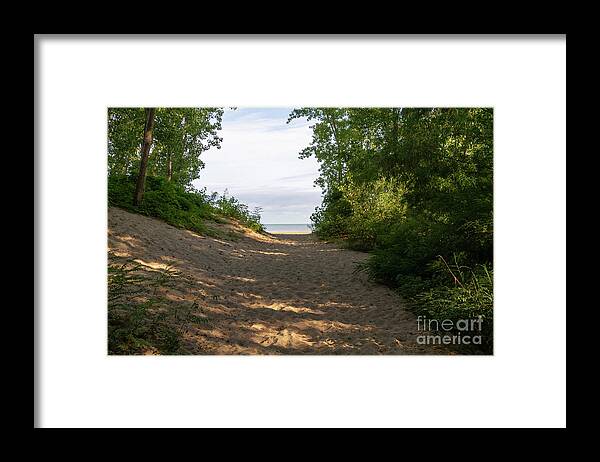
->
263;223;312;234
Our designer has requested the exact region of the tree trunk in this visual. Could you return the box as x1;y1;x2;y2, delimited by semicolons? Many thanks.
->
167;152;173;181
391;108;399;150
133;108;156;206
326;112;344;184
386;108;400;173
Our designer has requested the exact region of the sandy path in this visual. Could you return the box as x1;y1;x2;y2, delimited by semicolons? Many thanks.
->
108;207;450;355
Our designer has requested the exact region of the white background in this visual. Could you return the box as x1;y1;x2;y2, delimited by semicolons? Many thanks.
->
36;36;566;428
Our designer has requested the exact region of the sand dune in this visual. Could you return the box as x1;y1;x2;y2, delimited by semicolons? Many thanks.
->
108;207;451;355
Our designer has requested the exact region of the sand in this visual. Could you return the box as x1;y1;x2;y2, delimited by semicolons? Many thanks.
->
108;206;452;355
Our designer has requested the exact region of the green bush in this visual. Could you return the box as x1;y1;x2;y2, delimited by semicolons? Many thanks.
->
361;215;447;283
213;191;264;233
411;262;493;353
108;175;263;235
310;189;353;239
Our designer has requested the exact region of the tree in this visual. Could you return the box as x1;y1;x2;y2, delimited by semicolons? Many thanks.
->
133;108;156;206
149;108;223;186
108;107;224;190
290;106;493;266
107;108;146;176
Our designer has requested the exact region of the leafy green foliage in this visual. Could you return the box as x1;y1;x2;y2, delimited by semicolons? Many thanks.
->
108;175;264;235
108;107;224;187
108;259;183;354
411;261;493;353
212;190;264;233
291;107;494;353
109;175;211;234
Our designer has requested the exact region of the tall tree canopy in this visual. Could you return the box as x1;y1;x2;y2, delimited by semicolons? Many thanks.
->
108;107;224;188
289;107;493;261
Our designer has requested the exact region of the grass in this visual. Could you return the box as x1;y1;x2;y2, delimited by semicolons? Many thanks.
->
409;258;493;354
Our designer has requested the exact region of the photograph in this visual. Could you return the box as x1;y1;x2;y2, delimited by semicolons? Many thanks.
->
107;107;493;355
35;34;565;429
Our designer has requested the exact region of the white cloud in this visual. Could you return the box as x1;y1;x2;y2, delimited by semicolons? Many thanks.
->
193;108;322;223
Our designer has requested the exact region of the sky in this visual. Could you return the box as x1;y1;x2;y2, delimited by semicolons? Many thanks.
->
192;108;322;224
